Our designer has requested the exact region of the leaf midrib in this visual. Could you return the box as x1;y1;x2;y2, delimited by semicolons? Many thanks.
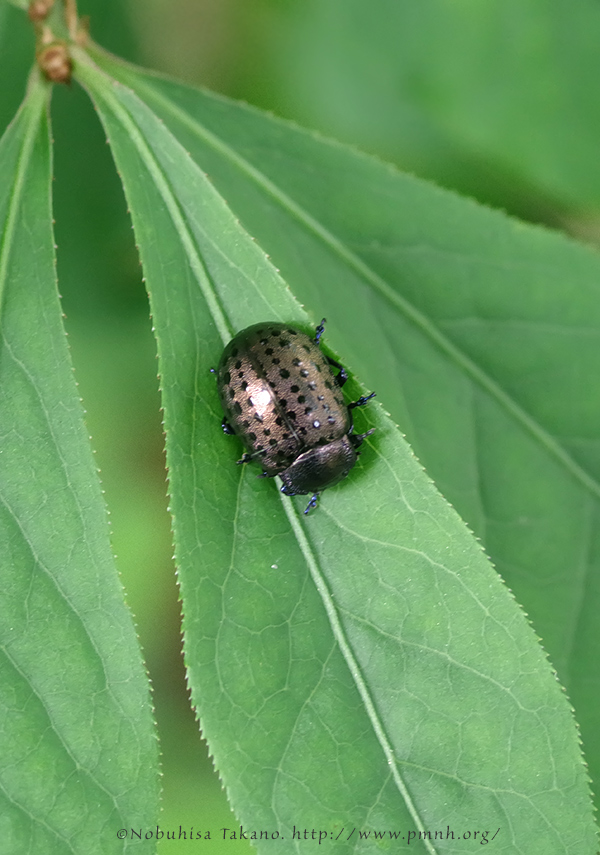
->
282;495;439;855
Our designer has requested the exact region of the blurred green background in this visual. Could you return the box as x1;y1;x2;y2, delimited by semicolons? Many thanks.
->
2;0;600;851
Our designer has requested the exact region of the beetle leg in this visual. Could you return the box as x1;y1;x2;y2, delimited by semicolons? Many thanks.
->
314;319;349;386
303;494;319;514
349;428;376;451
325;355;348;387
314;317;327;344
348;391;376;409
236;448;267;465
348;390;376;447
222;418;236;435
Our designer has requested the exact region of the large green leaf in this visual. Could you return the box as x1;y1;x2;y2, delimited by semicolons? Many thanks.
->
0;75;159;854
74;50;597;853
240;0;600;214
90;51;600;815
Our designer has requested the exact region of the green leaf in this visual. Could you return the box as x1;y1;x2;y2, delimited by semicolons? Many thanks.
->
2;1;28;13
0;76;159;854
90;51;600;820
74;51;597;853
0;1;32;135
236;0;600;214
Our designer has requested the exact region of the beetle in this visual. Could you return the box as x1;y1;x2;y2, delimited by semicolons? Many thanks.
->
216;319;375;513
